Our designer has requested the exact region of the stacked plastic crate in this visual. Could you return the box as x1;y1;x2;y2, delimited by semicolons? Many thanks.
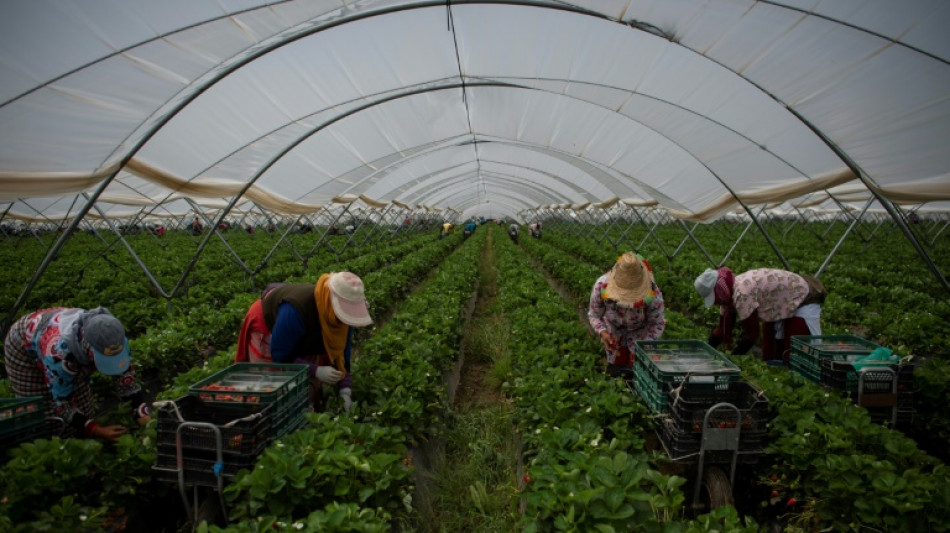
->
791;335;914;426
633;340;768;461
153;363;309;486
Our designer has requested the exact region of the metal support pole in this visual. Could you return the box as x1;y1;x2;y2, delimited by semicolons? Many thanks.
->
815;199;874;279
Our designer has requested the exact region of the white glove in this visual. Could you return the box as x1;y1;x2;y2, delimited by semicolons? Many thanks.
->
340;388;352;412
315;366;343;384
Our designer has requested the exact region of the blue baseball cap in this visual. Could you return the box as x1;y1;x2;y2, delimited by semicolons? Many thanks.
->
83;313;131;375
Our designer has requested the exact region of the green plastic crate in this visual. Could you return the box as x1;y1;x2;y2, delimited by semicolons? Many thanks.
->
632;370;668;414
0;397;45;437
635;340;740;387
189;363;307;404
789;354;822;383
189;363;309;433
790;335;880;365
791;335;881;385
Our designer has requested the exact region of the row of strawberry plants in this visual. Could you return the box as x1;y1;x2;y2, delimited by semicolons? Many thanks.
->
0;230;448;403
538;226;950;459
493;227;758;531
737;356;950;532
0;229;435;339
528;229;950;531
155;231;467;400
208;228;487;530
0;232;467;530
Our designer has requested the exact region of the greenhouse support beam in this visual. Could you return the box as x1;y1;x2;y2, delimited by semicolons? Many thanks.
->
720;218;754;267
363;204;396;248
0;203;11;230
815;199;874;279
3;183;112;334
253;214;308;278
828;195;872;243
931;220;950;247
89;198;171;300
625;205;671;261
305;204;351;262
777;101;950;293
166;201;253;301
186;199;253;277
677;219;717;267
603;205;637;251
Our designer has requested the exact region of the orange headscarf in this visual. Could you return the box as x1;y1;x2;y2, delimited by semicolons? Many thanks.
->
315;273;349;376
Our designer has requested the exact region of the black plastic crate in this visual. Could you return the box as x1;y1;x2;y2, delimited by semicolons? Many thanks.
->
190;363;308;413
154;452;257;487
156;395;273;459
667;381;771;435
188;363;309;437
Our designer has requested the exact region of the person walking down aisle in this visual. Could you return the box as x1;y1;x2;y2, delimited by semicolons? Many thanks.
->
588;252;666;377
235;272;373;412
694;267;827;363
4;307;151;441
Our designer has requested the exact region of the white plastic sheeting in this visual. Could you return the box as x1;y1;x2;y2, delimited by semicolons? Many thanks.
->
0;0;948;223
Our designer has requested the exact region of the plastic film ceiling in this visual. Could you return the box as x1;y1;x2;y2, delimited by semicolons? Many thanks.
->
1;0;949;224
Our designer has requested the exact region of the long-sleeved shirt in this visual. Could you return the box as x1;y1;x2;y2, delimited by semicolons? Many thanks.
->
8;308;143;432
588;274;666;360
715;268;810;346
270;303;353;389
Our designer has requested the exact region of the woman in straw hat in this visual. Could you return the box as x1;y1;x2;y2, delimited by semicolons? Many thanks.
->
588;252;666;375
235;272;373;412
694;267;826;363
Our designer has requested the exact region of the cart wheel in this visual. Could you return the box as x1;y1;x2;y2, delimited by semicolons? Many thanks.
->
700;466;734;510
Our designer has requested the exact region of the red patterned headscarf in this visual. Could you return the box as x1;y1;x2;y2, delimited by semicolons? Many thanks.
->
714;267;734;306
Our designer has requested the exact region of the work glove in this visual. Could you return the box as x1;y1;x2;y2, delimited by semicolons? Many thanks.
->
733;339;754;355
316;366;343;384
706;333;723;348
340;388;353;412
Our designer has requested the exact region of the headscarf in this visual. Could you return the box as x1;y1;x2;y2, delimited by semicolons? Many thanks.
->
715;267;737;346
714;267;735;306
315;273;349;376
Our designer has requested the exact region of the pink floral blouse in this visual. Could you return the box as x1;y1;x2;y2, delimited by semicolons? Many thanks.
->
588;273;666;363
732;268;809;322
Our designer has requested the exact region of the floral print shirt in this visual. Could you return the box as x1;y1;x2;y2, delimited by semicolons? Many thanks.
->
732;269;809;322
588;273;666;362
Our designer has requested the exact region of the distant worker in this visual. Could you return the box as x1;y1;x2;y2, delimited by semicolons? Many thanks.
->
508;223;519;243
694;267;827;363
463;220;476;238
529;221;542;239
440;222;454;239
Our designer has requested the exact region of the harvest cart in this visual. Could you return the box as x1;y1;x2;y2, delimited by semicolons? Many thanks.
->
791;335;915;426
152;363;309;528
632;340;770;512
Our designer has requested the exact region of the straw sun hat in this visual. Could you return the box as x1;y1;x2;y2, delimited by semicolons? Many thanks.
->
604;252;656;307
